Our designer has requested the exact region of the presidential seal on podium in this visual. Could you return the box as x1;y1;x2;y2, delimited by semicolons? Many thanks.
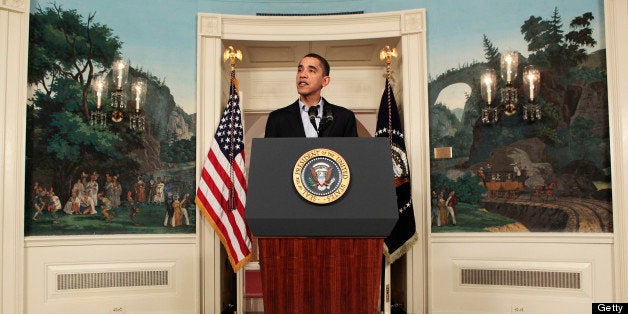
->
293;148;350;204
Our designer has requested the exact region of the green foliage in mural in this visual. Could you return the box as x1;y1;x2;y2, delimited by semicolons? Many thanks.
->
548;117;605;170
161;137;196;164
567;65;606;85
431;172;485;204
429;103;460;145
28;3;122;119
521;7;596;78
482;34;500;69
454;173;485;204
48;112;122;160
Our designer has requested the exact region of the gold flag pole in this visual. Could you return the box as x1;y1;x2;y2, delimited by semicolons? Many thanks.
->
379;44;399;147
222;46;244;212
378;44;398;314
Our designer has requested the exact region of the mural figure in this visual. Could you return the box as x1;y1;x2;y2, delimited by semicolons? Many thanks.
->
431;191;440;227
154;177;165;204
98;192;113;222
133;177;147;204
180;193;191;226
445;190;458;226
127;191;140;226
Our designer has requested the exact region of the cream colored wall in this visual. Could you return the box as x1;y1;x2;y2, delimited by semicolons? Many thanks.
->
236;66;386;112
24;236;199;314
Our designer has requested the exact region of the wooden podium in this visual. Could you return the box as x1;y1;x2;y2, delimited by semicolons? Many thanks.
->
258;238;382;313
247;138;398;314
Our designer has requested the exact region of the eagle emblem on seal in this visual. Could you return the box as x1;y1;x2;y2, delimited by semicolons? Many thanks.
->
307;162;336;191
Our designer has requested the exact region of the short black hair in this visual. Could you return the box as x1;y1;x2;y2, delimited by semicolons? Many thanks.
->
303;53;330;76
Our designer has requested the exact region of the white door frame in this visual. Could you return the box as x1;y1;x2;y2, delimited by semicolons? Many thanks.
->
1;1;29;313
196;10;430;313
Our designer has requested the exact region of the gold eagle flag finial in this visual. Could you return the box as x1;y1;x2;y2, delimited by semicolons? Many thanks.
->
379;45;398;80
223;46;243;70
379;45;398;67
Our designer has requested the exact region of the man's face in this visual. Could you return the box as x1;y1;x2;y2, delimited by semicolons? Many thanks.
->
296;57;329;98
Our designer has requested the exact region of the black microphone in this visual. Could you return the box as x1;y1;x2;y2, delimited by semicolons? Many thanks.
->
318;107;333;135
308;105;319;132
323;107;333;123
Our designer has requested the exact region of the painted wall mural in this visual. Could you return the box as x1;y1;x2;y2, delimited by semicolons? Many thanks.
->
428;3;611;233
23;0;609;235
25;1;197;236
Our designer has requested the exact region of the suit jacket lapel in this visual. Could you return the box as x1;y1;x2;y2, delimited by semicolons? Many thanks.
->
318;98;334;137
288;101;306;137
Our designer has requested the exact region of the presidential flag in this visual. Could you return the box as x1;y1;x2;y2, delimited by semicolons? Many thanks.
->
195;70;252;272
376;78;419;264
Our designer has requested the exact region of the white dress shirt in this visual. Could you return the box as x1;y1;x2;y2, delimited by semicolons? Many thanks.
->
299;98;324;138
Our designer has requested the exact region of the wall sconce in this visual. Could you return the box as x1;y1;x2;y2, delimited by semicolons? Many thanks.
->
480;51;541;124
90;59;146;132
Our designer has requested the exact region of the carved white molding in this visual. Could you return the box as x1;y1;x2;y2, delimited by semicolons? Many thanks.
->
218;11;410;41
2;2;29;314
605;0;628;301
25;234;197;247
402;11;424;34
1;0;26;12
198;14;221;37
196;33;224;313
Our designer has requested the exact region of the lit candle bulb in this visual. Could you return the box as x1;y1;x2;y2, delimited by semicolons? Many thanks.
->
505;55;512;82
92;76;106;110
524;66;539;102
528;73;535;101
96;86;103;109
134;85;142;111
480;68;496;107
484;76;493;105
116;62;125;89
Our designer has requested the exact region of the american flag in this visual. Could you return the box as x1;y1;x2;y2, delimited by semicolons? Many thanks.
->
195;70;252;272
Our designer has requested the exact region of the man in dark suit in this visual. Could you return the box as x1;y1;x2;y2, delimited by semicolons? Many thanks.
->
265;53;358;138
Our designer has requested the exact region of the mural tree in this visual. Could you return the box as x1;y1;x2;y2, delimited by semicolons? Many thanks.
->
482;34;500;70
28;4;122;118
26;4;140;199
521;7;596;78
